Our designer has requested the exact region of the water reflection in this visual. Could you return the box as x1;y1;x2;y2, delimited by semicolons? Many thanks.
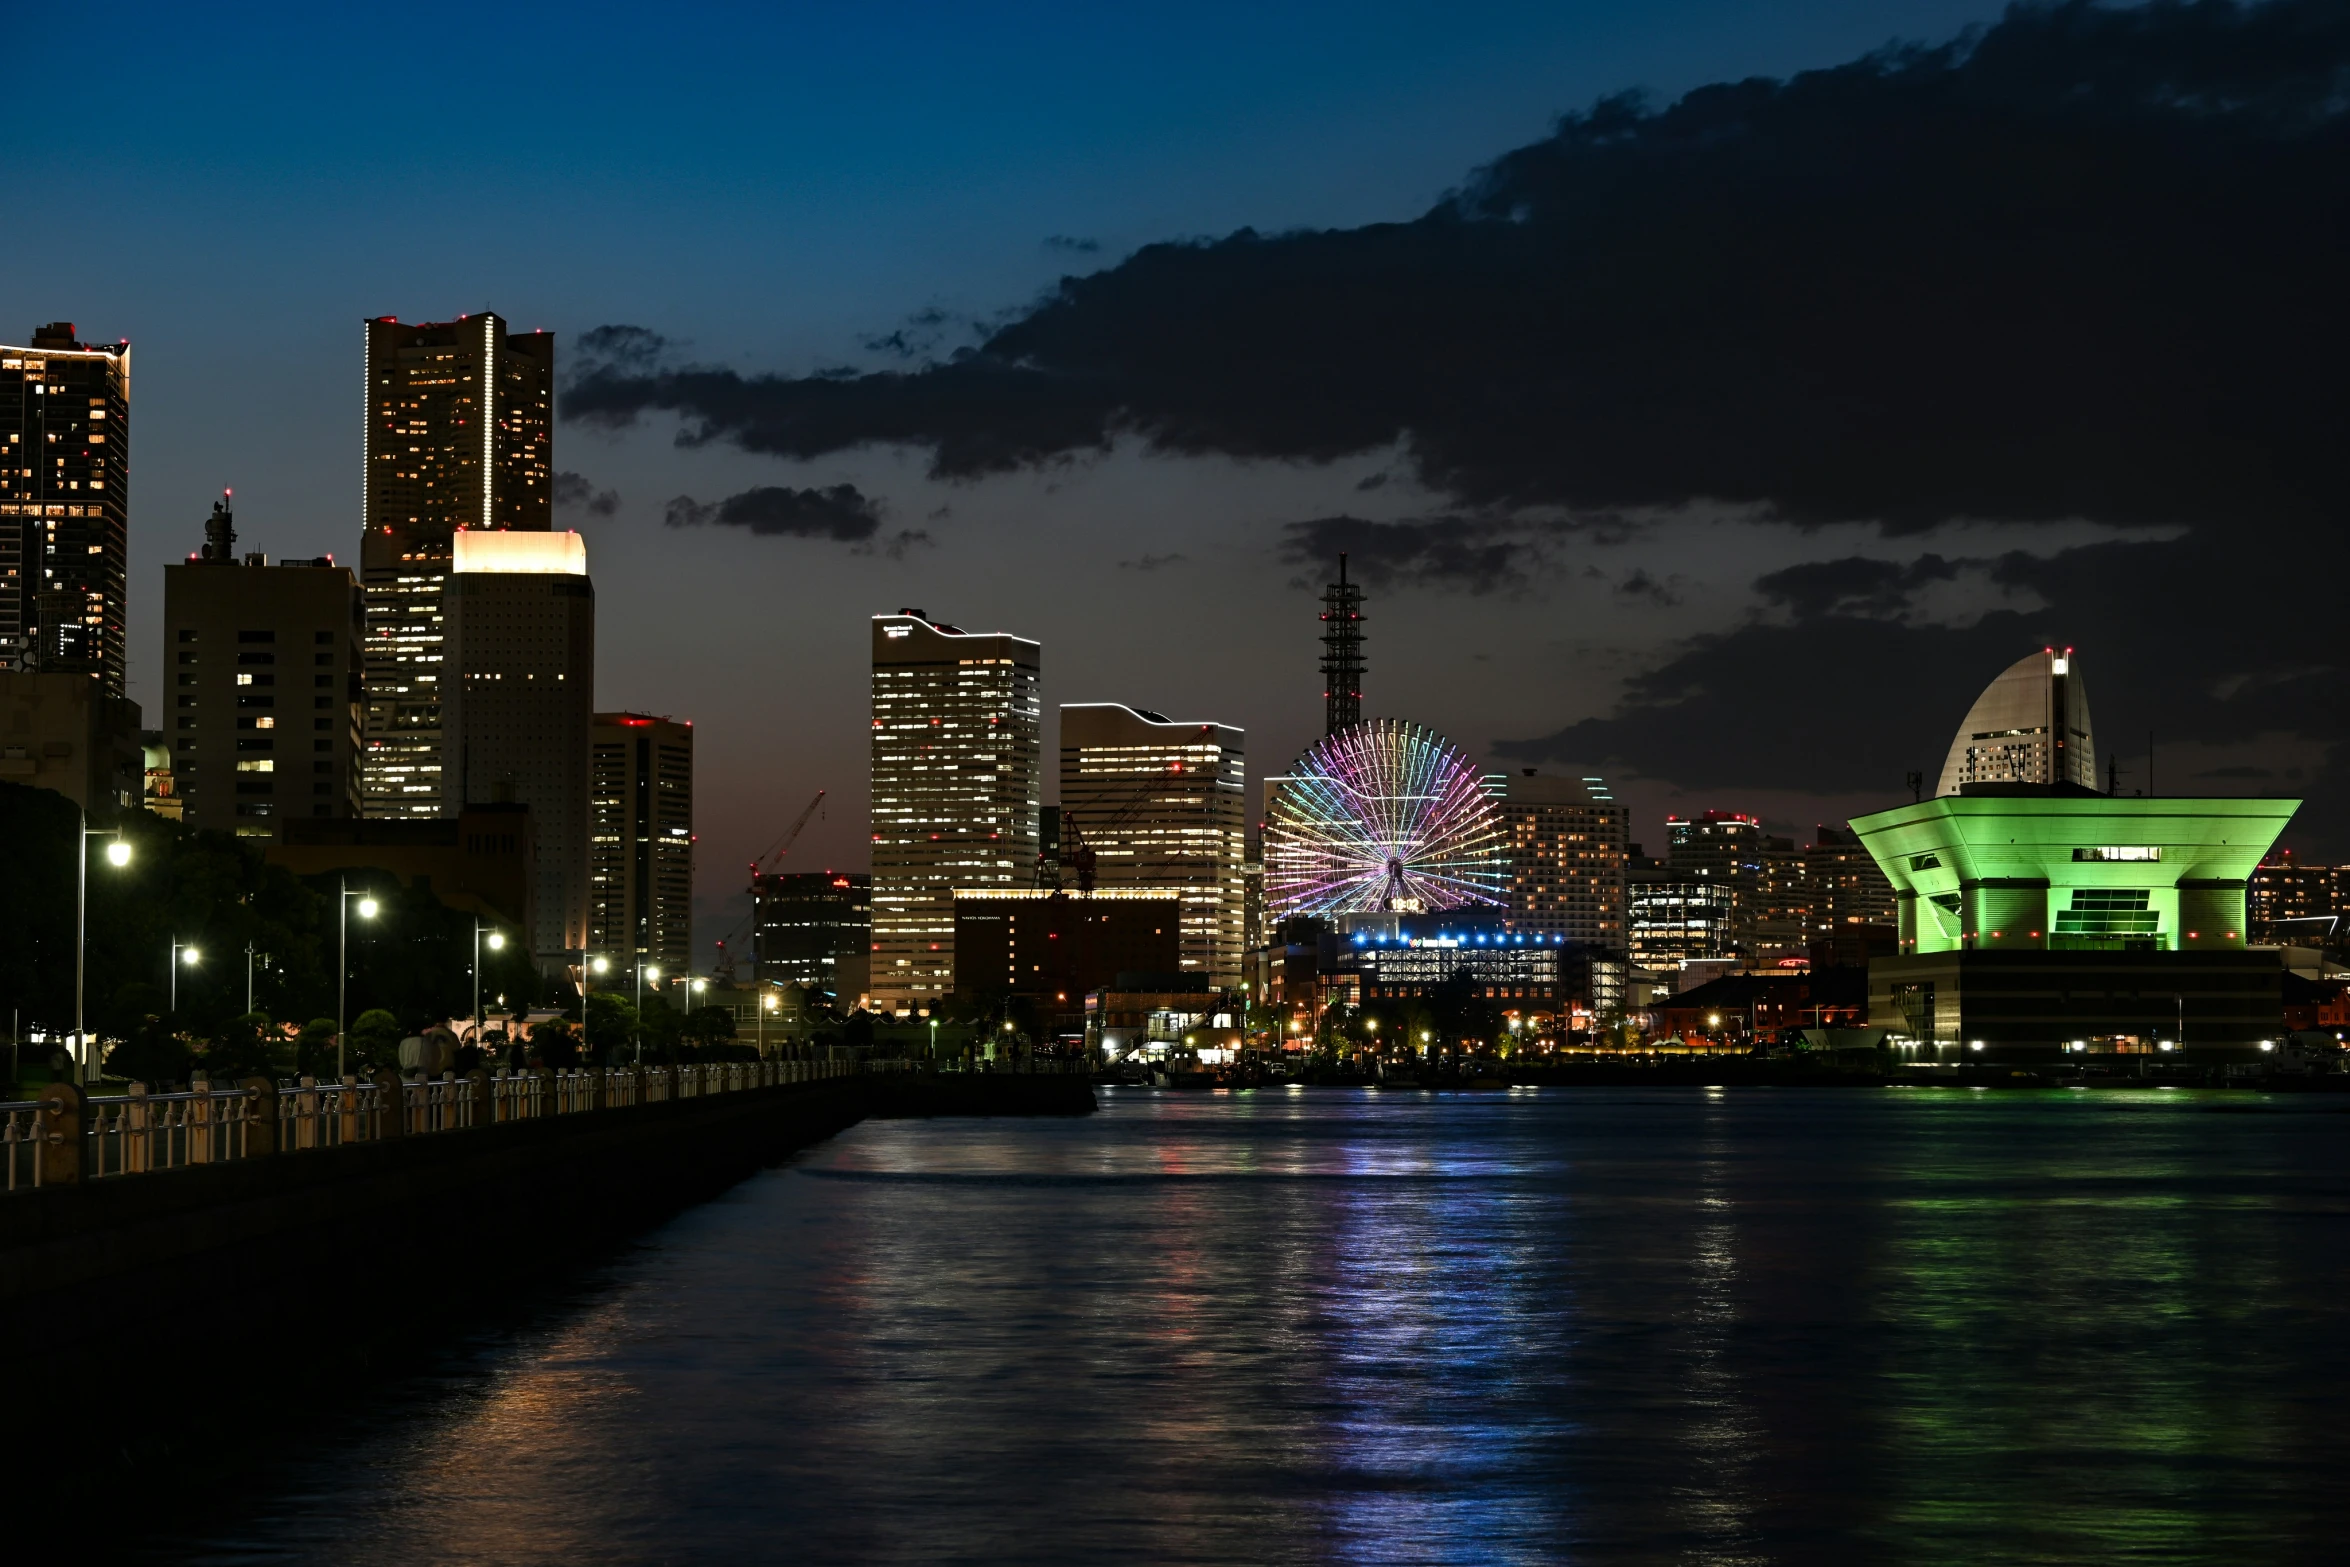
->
155;1090;2350;1566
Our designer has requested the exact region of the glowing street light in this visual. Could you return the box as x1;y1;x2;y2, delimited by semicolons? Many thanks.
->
170;938;201;1013
473;920;507;1053
337;876;379;1079
73;815;131;1082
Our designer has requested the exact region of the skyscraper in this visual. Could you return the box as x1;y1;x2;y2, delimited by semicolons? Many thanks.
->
1500;771;1628;948
755;872;872;999
441;528;593;967
589;711;694;982
1;324;130;693
1936;646;2096;796
1059;703;1247;988
359;312;554;819
869;610;1041;1014
163;495;363;837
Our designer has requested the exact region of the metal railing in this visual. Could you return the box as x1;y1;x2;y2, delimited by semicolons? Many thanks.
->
2;1057;861;1194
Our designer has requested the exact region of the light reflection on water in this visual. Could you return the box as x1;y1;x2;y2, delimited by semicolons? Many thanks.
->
158;1089;2350;1566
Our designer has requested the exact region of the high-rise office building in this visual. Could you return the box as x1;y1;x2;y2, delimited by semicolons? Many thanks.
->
755;871;872;999
1;324;130;693
1059;703;1247;989
1501;771;1628;947
359;312;554;819
1668;810;1767;950
589;711;694;981
869;609;1041;1014
163;496;363;837
1804;826;1896;935
1936;645;2096;796
441;528;592;966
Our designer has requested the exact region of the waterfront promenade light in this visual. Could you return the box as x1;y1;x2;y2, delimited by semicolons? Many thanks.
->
75;814;131;1082
337;877;379;1079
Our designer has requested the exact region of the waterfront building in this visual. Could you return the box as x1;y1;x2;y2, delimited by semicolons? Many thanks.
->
359;312;554;820
869;609;1041;1014
589;712;693;982
1500;770;1628;947
1059;703;1247;988
755;871;872;1001
440;528;592;967
162;497;362;837
1;324;131;692
1935;645;2096;796
2248;850;2346;946
951;888;1181;1020
1856;648;2296;1058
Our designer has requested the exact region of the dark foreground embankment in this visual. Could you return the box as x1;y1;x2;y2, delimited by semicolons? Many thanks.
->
0;1071;1091;1510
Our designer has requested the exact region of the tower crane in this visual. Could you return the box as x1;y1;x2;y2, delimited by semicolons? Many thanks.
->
709;791;827;981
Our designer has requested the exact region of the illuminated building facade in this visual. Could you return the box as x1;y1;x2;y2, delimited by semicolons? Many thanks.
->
1936;646;2096;796
441;528;592;965
1500;770;1627;946
756;871;872;999
359;312;554;819
1627;868;1734;969
2248;850;2347;946
162;497;363;837
589;711;693;980
1805;825;1896;934
869;610;1041;1013
1059;703;1246;988
1;325;130;693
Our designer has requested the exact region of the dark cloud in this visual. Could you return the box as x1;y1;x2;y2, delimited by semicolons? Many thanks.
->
661;483;882;542
561;1;2348;534
861;306;957;361
570;324;670;378
1278;514;1559;594
552;471;619;518
1119;552;1187;571
1753;554;1964;619
1044;235;1102;254
1615;569;1682;608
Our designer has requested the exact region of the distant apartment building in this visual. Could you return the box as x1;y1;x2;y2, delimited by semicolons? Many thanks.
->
1;324;131;692
950;888;1181;1012
756;871;872;1000
869;610;1041;1013
440;528;592;966
1059;703;1247;989
359;312;554;819
589;712;693;981
1500;770;1628;948
162;497;362;837
2249;850;2347;946
1805;825;1896;934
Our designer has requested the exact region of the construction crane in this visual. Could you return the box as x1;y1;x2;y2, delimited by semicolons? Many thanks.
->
709;791;827;980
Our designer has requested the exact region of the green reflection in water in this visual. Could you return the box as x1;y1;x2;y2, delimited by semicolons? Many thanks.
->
1871;1094;2297;1565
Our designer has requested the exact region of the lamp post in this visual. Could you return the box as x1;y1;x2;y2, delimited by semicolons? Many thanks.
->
639;965;660;1063
244;941;269;1017
472;920;505;1049
336;876;380;1079
761;989;776;1058
586;955;609;1058
74;815;131;1083
170;938;200;1014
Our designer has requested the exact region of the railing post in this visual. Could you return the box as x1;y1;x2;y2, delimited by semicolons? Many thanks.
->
466;1069;490;1129
124;1082;152;1173
242;1077;279;1158
370;1070;406;1138
36;1081;84;1187
188;1076;216;1165
532;1067;553;1118
588;1069;609;1112
295;1076;320;1150
339;1075;362;1144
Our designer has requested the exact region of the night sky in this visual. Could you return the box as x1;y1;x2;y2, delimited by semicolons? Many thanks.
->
9;1;2343;958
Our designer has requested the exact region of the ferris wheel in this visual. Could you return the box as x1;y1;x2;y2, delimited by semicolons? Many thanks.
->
1263;719;1509;917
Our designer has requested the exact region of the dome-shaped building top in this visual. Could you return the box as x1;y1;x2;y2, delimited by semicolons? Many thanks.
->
1937;647;2096;796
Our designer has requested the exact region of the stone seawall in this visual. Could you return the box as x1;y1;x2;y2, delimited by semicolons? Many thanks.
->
0;1071;1093;1505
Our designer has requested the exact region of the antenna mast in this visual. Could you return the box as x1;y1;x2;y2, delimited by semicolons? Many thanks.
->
1319;553;1365;736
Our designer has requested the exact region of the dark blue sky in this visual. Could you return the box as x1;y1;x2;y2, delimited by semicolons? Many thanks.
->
18;1;2333;953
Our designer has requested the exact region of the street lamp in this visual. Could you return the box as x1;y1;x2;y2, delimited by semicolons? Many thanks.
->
74;815;131;1082
244;941;270;1016
639;965;660;1063
170;939;201;1014
761;989;777;1058
473;920;505;1051
336;876;380;1079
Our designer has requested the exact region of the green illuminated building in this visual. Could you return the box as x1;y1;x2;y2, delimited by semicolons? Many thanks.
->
1849;650;2300;1060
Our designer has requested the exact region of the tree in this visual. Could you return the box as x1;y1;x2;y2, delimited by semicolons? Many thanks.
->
197;1011;278;1080
681;1006;738;1050
297;1017;338;1077
584;991;637;1060
347;1008;402;1073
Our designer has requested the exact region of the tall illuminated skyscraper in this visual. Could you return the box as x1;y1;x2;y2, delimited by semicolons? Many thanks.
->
589;710;694;981
869;610;1041;1014
1059;703;1246;989
0;324;131;693
359;312;554;819
441;528;593;965
1501;771;1628;947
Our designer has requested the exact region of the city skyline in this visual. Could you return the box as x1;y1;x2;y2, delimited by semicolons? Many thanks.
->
5;0;2342;974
